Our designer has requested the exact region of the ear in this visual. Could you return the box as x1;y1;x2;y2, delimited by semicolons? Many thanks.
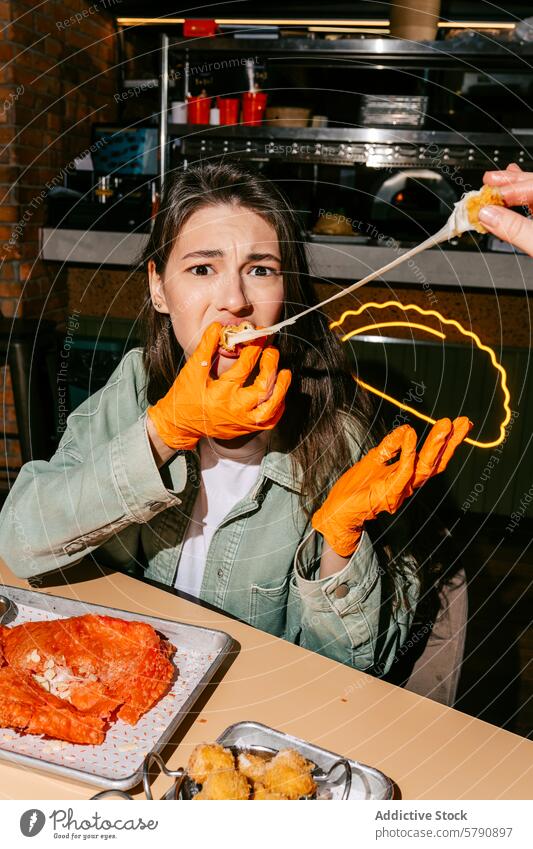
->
147;259;170;314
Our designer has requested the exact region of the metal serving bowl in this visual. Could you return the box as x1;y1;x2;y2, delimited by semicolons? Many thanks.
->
178;744;352;801
91;745;352;801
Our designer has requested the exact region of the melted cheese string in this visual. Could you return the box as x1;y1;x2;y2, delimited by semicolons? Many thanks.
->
228;186;501;347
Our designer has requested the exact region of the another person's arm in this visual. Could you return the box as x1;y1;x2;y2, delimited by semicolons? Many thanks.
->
479;162;533;255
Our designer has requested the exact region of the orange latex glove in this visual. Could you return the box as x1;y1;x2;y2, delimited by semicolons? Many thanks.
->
147;321;292;450
312;417;473;557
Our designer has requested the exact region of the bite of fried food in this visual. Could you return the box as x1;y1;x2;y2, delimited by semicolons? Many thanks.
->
260;748;317;800
0;614;176;744
219;321;256;352
466;185;505;233
193;769;250;800
187;742;236;785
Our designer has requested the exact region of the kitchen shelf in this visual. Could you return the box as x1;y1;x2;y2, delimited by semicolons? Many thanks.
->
169;124;533;168
155;31;533;183
40;227;533;294
165;35;533;69
168;126;533;144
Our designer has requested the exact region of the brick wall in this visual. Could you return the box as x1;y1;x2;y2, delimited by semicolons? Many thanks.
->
0;1;117;487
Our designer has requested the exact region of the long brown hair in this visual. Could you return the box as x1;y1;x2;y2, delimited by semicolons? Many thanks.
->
138;161;377;516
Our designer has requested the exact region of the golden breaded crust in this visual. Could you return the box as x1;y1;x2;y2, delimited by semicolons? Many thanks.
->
253;783;288;800
187;743;235;785
193;769;250;800
236;752;268;784
261;749;317;800
466;186;504;233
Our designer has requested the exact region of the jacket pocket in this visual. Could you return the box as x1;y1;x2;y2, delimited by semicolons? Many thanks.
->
248;574;291;637
284;575;302;644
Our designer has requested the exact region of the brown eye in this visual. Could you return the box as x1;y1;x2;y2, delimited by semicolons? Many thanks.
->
249;265;277;277
190;265;213;276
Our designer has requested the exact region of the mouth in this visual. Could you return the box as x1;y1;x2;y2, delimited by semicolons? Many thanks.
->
217;345;241;359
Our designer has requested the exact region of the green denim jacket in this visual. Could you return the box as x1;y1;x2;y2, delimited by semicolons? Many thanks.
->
0;348;420;675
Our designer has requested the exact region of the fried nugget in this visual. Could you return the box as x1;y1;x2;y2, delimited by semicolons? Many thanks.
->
193;769;250;800
261;749;317;800
253;783;288;800
187;742;235;785
219;321;255;352
465;185;504;233
236;751;268;785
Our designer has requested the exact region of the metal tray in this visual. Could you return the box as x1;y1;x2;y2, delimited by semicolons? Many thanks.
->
0;584;233;791
217;721;394;800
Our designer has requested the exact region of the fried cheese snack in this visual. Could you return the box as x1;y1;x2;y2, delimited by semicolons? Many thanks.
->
193;769;250;800
260;749;317;800
187;742;235;785
465;185;505;233
219;321;257;352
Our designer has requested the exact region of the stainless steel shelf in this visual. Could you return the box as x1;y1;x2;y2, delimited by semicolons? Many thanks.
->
166;35;533;69
170;124;533;168
40;227;533;292
309;242;533;291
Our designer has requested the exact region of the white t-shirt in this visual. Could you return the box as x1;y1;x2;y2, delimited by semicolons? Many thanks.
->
174;431;270;597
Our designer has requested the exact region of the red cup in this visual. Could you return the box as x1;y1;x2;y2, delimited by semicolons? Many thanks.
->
187;95;211;124
241;91;268;126
217;97;240;125
183;19;217;37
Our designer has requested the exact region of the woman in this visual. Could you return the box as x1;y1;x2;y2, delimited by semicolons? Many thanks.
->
0;162;470;676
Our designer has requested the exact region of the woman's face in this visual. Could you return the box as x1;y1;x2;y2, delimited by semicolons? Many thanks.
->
148;203;284;377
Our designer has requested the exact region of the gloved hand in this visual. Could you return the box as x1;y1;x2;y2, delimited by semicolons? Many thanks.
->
312;417;472;557
147;322;292;450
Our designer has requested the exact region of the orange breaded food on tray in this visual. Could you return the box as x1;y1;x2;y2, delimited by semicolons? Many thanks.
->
260;748;317;800
0;614;176;744
0;666;105;745
193;769;250;800
187;742;235;784
465;185;505;233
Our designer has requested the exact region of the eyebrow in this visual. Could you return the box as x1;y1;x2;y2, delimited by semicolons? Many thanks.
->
180;249;281;262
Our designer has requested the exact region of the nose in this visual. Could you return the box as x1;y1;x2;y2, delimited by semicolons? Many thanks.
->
211;266;252;316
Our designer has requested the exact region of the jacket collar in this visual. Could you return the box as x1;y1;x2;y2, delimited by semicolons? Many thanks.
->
261;427;304;494
180;427;304;495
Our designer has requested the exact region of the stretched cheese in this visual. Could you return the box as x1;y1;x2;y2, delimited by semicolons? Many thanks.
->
226;186;504;348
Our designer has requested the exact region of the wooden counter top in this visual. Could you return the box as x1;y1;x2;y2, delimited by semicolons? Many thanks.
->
0;560;531;800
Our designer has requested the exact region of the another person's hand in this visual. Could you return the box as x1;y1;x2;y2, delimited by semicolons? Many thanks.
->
312;417;472;557
147;321;291;451
480;163;533;256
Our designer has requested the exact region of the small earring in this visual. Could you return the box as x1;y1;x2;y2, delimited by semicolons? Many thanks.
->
154;301;162;309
